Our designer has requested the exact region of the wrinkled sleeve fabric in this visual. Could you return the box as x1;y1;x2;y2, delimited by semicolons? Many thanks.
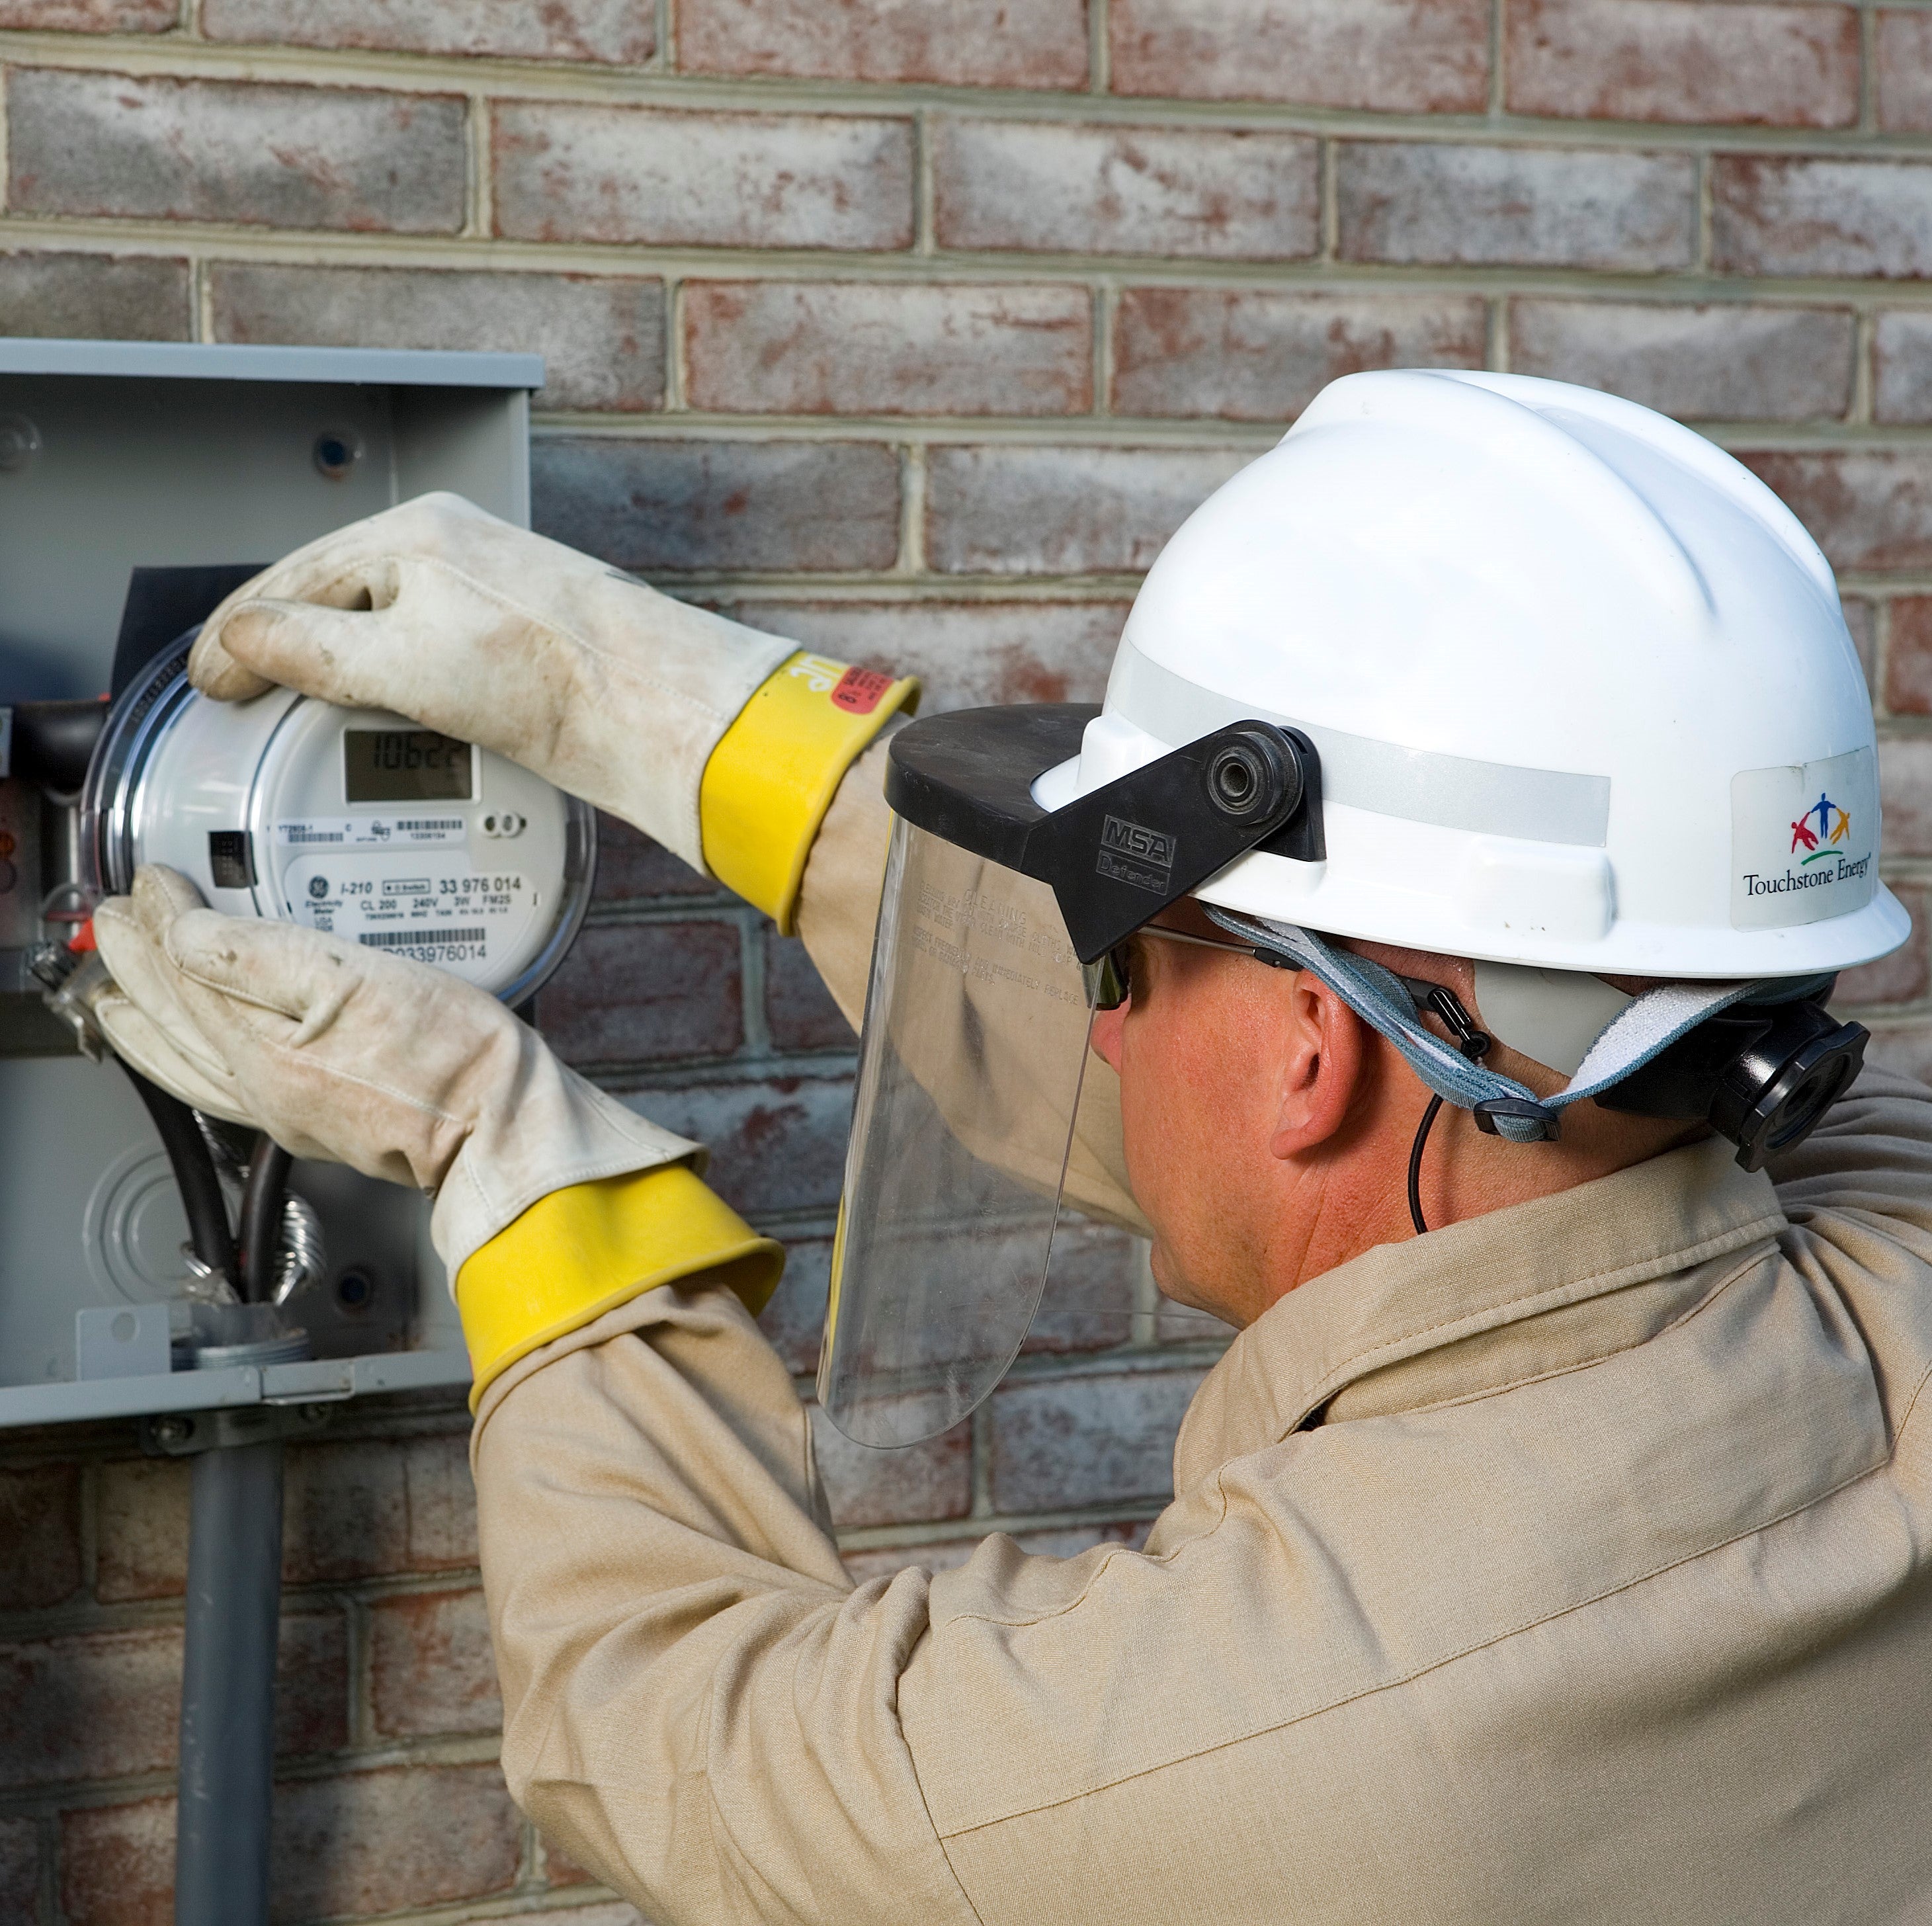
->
471;1286;984;1926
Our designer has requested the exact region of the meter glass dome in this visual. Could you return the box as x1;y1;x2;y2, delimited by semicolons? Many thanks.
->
83;640;595;1005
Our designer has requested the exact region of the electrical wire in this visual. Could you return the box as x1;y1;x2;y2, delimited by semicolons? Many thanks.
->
1407;1094;1445;1237
1401;982;1493;1239
119;1063;237;1283
238;1137;294;1306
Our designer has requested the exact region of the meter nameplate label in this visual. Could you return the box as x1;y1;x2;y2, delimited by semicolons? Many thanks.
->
282;852;544;984
278;816;468;849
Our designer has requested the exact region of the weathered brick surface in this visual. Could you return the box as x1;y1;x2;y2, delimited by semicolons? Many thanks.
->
684;281;1091;417
1880;737;1932;857
368;1585;502;1739
757;1230;831;1374
0;1463;81;1610
1338;141;1697;270
538;917;743;1067
0;1614;345;1790
720;598;1129;712
493;104;913;250
926;444;1252;576
0;0;171;26
1886;597;1932;716
1023;1218;1139;1357
812;1403;972;1528
1843;595;1878;691
60;1796;172;1926
678;0;1089;88
1837;884;1927;1007
204;0;657;62
1109;0;1490;111
1507;299;1855;421
0;1816;36;1926
592;814;716;905
933;120;1318;261
1505;0;1859;128
0;251;189;342
632;1075;853;1217
271;1764;523;1920
989;1366;1208;1513
1712;156;1932;280
765;929;854;1051
5;71;468;234
1742;450;1932;573
1114;287;1485;421
209;263;666;413
1873;312;1932;426
1876;9;1932;133
533;437;902;575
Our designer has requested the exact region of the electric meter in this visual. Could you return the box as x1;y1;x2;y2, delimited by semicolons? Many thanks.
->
82;638;595;1004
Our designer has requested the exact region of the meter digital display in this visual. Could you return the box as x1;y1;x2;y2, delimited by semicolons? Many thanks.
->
342;730;473;805
84;640;595;1006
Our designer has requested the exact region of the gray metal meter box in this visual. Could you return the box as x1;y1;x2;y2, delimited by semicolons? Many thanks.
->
0;337;544;1428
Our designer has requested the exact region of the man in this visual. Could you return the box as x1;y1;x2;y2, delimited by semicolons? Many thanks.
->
87;371;1932;1921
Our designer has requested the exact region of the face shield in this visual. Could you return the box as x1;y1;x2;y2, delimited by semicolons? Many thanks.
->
818;704;1325;1447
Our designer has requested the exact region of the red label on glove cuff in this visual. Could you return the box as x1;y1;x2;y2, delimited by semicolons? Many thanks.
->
831;667;894;716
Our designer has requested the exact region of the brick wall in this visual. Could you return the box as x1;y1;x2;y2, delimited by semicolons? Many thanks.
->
3;1;1932;1918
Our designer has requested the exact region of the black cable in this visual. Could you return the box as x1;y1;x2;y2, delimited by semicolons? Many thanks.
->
238;1137;294;1306
1407;1094;1445;1237
120;1063;237;1283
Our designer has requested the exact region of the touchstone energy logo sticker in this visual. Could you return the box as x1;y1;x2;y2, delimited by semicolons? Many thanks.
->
1731;747;1878;929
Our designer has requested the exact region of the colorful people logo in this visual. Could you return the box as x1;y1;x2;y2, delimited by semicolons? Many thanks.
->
1791;791;1851;860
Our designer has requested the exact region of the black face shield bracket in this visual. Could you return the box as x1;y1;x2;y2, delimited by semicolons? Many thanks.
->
884;703;1325;965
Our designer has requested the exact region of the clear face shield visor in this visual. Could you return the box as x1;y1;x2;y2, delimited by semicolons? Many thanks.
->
818;704;1324;1448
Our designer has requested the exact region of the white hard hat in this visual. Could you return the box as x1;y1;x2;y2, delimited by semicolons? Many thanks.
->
1044;368;1908;981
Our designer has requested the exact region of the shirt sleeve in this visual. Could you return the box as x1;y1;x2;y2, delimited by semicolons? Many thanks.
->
1767;1063;1932;1237
470;1286;985;1926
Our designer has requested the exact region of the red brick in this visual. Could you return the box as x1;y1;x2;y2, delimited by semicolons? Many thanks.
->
492;103;911;251
1505;0;1859;127
1836;884;1928;1007
757;1231;830;1375
1886;597;1932;717
0;252;188;341
684;282;1091;417
1109;0;1489;110
633;1074;853;1217
765;929;854;1052
1880;737;1932;857
810;1402;972;1530
532;438;902;576
1023;1216;1138;1357
677;0;1088;87
1712;156;1932;280
60;1796;171;1926
1113;287;1485;422
369;1585;502;1739
720;599;1129;714
1876;10;1932;132
0;1816;36;1926
0;1463;81;1609
1507;298;1855;422
5;71;466;234
208;264;665;414
271;1764;521;1920
537;918;743;1068
1864;1021;1932;1087
989;1365;1208;1512
592;813;717;906
0;1614;345;1790
1843;595;1878;692
934;120;1317;261
0;0;169;24
204;0;655;61
1339;140;1697;270
1740;450;1932;573
841;1519;1151;1585
1874;312;1932;426
925;444;1253;577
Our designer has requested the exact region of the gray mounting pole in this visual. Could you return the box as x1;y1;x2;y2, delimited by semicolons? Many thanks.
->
175;1435;284;1925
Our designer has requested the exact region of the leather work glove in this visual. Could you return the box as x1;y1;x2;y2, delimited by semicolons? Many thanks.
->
190;493;916;931
89;866;782;1400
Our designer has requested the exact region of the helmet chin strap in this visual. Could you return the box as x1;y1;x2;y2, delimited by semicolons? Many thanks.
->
1201;907;1834;1150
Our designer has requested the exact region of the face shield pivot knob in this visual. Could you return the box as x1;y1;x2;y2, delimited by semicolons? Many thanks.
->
1710;1003;1867;1172
1207;728;1302;827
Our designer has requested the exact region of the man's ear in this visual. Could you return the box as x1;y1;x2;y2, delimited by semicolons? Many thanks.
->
1268;972;1367;1161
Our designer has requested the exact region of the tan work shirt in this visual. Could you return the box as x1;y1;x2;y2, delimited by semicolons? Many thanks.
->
473;1064;1932;1923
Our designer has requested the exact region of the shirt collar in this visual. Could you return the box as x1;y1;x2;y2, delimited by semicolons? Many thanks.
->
1172;1137;1788;1490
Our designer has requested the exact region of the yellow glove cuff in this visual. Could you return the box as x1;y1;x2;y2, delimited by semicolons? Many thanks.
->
700;649;917;933
454;1163;784;1407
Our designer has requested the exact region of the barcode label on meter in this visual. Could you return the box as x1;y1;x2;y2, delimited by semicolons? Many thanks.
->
359;926;488;950
278;816;466;848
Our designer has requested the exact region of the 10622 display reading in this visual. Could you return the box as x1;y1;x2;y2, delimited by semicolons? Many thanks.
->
343;730;474;804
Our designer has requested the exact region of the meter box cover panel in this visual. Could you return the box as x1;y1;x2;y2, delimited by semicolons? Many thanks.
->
0;339;542;1424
